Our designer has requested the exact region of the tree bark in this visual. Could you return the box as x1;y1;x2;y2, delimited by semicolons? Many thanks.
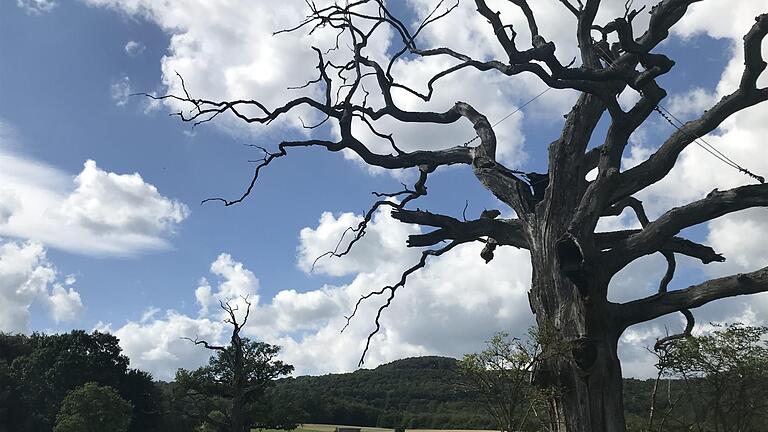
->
528;225;626;432
231;331;246;432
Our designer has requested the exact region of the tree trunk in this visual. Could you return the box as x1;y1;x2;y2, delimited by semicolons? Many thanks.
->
231;388;245;432
231;334;246;432
528;227;626;432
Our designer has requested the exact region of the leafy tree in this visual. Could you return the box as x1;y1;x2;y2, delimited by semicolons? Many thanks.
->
53;382;133;432
152;1;768;429
120;369;165;431
457;329;568;432
178;298;295;432
0;331;163;431
654;323;768;432
12;330;129;428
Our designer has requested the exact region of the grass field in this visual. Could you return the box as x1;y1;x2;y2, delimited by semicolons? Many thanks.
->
260;423;496;432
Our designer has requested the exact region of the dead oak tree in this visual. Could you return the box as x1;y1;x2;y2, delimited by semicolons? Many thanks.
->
152;1;768;431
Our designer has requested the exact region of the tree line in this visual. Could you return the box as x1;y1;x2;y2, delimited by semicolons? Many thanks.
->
2;322;766;431
0;329;294;432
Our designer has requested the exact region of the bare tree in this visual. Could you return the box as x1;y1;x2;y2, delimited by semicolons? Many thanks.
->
181;298;294;432
150;1;768;430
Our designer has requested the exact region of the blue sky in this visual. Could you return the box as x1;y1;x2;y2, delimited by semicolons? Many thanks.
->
1;0;767;379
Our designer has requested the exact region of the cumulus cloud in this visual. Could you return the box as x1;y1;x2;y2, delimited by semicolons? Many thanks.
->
0;239;83;333
111;199;765;379
667;87;718;118
707;209;768;273
124;40;145;57
297;208;421;277
113;204;535;377
59;160;188;238
115;311;226;380
197;253;260;323
83;0;350;135
0;149;189;255
82;0;646;170
46;284;85;323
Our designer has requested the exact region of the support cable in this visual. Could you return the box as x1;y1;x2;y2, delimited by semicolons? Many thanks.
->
590;38;764;184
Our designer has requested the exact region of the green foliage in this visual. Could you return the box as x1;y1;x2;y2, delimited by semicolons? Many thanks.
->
271;354;768;432
176;338;296;431
653;323;768;432
120;369;165;430
456;331;543;432
0;331;164;431
456;328;568;432
53;382;133;432
270;356;498;430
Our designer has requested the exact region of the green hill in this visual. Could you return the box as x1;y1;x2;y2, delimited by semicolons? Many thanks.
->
270;356;666;430
271;356;495;429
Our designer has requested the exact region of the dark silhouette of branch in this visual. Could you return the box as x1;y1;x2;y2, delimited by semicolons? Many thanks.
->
181;337;226;351
343;239;465;366
312;166;431;272
620;266;768;327
654;309;694;350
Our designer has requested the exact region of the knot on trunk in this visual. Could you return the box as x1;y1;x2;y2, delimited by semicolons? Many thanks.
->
556;233;591;297
571;337;597;370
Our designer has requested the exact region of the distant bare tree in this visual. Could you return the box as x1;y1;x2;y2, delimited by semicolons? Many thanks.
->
180;298;294;432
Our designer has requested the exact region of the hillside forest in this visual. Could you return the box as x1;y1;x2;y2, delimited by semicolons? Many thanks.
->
2;324;768;431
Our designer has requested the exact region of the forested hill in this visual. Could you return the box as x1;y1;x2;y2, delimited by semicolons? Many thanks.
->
272;356;494;429
271;356;661;430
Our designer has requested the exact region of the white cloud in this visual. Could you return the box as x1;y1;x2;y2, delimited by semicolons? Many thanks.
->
81;0;618;170
114;205;535;377
0;239;83;333
297;208;421;277
707;208;768;273
46;284;84;323
16;0;56;14
140;306;161;323
110;76;132;106
194;278;213;316
274;239;534;375
112;199;768;379
83;0;350;136
59;159;188;238
667;87;718;119
124;40;145;57
0;149;189;255
115;311;226;380
0;189;20;225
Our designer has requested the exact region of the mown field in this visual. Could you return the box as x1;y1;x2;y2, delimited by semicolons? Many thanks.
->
262;424;497;432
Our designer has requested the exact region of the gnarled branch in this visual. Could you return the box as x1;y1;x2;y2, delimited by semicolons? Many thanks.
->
619;266;768;327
